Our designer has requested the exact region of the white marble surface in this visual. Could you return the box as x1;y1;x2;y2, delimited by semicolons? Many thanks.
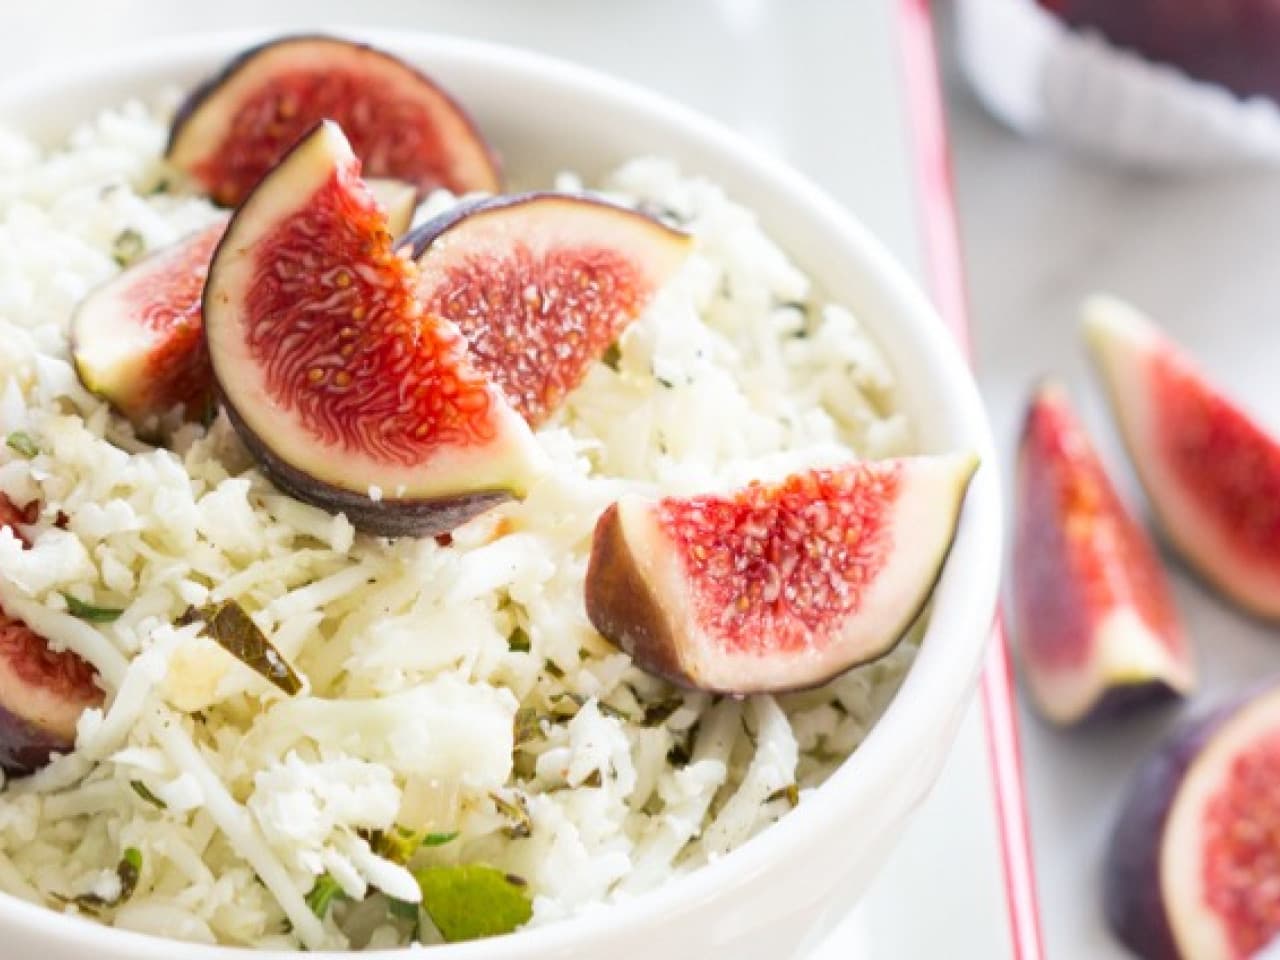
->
0;4;1015;958
943;21;1280;959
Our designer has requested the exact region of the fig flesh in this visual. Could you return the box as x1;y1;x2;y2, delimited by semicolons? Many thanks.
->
1085;297;1280;620
72;220;226;428
167;35;500;208
203;121;542;538
584;454;978;694
1106;681;1280;959
406;193;692;426
1013;382;1193;727
0;496;103;775
367;178;418;239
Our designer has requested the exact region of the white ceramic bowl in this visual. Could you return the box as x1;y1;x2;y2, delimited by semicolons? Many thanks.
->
0;29;1002;960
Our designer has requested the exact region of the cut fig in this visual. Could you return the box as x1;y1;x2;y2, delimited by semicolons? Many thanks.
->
1106;682;1280;959
1013;382;1193;727
167;35;500;208
72;220;226;428
584;455;978;694
0;500;103;775
203;121;542;538
367;178;418;239
406;193;692;425
1084;296;1280;619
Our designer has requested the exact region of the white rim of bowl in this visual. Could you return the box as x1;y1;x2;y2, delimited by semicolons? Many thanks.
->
0;27;1003;959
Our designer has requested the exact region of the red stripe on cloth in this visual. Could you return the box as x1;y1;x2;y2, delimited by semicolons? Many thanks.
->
893;3;1045;959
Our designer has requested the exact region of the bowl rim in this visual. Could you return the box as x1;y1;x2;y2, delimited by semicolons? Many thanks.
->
0;26;1003;958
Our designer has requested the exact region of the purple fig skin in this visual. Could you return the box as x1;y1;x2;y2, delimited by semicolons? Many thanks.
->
1064;680;1183;731
221;399;512;539
400;192;654;261
1104;698;1242;960
0;702;75;776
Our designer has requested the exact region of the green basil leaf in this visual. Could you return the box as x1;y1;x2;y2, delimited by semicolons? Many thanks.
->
414;864;532;943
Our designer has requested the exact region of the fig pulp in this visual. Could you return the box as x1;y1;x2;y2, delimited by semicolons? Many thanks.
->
407;194;692;426
584;454;978;694
0;496;102;774
1085;297;1280;620
73;220;226;429
203;121;542;538
1106;682;1280;959
1013;382;1193;727
168;35;500;208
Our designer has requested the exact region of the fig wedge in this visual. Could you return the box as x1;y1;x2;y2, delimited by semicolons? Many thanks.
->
1106;681;1280;960
72;220;226;429
0;496;103;775
1084;296;1280;619
1013;382;1193;727
203;121;542;538
406;193;692;425
168;34;500;207
584;455;978;694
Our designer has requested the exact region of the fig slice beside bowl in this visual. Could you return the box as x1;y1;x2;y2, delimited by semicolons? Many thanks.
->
1084;296;1280;620
1106;681;1280;960
72;219;227;430
167;34;501;208
1013;381;1193;727
584;454;978;694
203;120;542;538
405;193;692;426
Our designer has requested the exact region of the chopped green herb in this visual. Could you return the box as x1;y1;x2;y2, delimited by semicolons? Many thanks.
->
372;824;457;865
62;592;124;623
667;742;691;767
304;872;345;918
423;831;460;847
129;780;167;809
642;696;684;726
766;784;801;808
655;375;676;389
111;229;145;268
507;626;531;654
601;342;622;371
414;864;533;943
543;659;565;680
513;707;541;747
57;847;143;913
549;692;633;724
180;600;301;695
5;431;38;459
489;791;532;839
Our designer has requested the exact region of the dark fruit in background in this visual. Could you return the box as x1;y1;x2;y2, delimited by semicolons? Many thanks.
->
0;496;103;775
585;454;977;694
203;121;542;539
72;220;226;429
406;193;692;426
1013;382;1193;728
1106;681;1280;959
1085;297;1280;621
167;35;500;208
1039;0;1280;102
